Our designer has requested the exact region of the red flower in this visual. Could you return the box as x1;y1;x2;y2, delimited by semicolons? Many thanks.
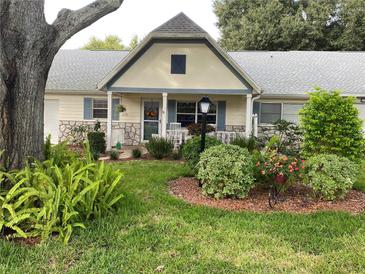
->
256;162;261;167
301;165;305;170
260;170;266;175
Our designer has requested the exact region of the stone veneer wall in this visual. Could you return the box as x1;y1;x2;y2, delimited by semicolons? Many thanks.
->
59;120;141;146
225;125;246;133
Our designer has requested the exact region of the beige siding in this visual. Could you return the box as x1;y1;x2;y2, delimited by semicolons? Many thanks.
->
120;93;247;126
45;92;121;121
111;43;247;90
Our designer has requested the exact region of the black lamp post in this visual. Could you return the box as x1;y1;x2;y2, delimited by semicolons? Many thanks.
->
198;96;212;152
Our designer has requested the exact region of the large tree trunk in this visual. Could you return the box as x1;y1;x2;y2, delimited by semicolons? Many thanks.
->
0;0;124;169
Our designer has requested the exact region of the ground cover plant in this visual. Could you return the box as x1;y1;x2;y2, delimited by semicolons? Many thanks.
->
1;161;364;273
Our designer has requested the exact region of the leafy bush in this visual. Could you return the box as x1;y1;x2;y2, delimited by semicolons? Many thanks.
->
186;123;215;136
260;120;302;156
87;132;106;160
231;136;259;152
146;137;173;159
197;144;254;199
182;136;221;172
300;89;364;162
44;134;52;160
256;151;305;192
132;148;142;159
45;141;78;167
304;154;358;200
110;150;119;160
0;143;124;244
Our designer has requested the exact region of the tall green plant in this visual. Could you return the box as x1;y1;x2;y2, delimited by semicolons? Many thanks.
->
0;143;124;244
300;89;364;162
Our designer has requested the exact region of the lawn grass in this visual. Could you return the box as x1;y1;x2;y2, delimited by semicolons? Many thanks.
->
1;161;365;273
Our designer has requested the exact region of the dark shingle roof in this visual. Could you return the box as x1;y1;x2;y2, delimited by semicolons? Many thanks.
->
151;12;207;35
229;51;365;95
46;50;129;91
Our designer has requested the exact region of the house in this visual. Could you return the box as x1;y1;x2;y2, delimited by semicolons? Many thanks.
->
45;13;365;148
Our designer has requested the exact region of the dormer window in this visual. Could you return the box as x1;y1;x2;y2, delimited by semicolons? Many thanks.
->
171;54;186;74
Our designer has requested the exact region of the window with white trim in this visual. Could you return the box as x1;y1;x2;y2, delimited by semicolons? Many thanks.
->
93;99;108;119
176;101;217;127
257;102;303;124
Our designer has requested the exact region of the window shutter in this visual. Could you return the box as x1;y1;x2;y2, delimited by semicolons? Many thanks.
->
168;100;177;127
112;98;120;121
84;98;93;120
217;101;226;131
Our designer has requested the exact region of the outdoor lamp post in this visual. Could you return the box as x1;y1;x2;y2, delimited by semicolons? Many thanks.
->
198;96;212;152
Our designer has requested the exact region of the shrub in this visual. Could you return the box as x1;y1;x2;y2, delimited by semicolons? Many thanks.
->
44;134;52;160
110;150;119;160
256;151;305;192
182;136;222;172
132;148;142;159
0;142;124;244
186;123;215;136
197;144;254;199
304;154;358;200
146;137;173;159
231;136;259;152
47;141;77;167
300;89;364;162
87;132;106;160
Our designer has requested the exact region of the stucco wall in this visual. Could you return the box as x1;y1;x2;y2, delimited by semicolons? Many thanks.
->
111;43;247;90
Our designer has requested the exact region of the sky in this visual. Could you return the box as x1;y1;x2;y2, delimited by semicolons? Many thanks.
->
44;0;220;49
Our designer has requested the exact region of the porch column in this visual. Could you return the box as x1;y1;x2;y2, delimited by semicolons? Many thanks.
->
245;94;252;138
107;91;113;151
161;92;168;138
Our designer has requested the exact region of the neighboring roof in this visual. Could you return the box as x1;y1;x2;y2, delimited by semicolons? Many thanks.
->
151;12;207;35
46;50;129;90
229;51;365;96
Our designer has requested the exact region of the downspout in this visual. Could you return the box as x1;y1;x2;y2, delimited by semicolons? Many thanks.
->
251;92;262;138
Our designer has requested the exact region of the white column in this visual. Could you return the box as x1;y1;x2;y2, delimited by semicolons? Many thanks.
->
161;92;168;138
107;91;113;151
245;94;252;138
253;114;258;137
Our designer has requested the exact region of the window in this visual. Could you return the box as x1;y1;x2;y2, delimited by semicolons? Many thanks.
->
93;99;108;119
176;101;217;127
171;54;186;74
256;102;303;124
260;103;281;124
282;104;303;124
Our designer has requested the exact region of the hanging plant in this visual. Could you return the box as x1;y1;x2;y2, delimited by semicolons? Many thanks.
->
116;104;127;113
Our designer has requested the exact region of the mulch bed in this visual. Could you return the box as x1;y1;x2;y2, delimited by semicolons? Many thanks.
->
169;177;365;214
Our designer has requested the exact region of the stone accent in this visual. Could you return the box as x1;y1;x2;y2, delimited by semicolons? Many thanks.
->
225;125;246;133
59;120;141;146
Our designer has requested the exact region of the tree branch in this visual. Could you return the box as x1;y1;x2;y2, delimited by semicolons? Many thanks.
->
52;0;124;49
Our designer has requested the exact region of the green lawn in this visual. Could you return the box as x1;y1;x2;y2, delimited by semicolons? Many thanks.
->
1;161;365;273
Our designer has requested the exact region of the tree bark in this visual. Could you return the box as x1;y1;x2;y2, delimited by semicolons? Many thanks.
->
0;0;123;169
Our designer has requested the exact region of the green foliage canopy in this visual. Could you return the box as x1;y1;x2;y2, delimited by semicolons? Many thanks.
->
214;0;365;51
82;35;127;50
300;88;364;162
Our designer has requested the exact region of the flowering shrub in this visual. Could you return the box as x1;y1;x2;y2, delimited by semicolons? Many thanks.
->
197;144;254;199
255;151;305;192
304;154;358;200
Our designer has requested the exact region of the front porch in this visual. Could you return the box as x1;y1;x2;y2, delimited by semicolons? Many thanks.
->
105;91;257;150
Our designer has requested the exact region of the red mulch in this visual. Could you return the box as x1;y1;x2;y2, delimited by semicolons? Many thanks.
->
169;177;365;214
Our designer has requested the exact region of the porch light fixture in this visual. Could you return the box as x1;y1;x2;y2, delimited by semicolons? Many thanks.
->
198;96;213;152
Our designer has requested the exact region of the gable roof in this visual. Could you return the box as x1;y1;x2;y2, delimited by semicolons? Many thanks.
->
229;51;365;96
46;50;128;91
151;12;207;35
96;13;262;93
